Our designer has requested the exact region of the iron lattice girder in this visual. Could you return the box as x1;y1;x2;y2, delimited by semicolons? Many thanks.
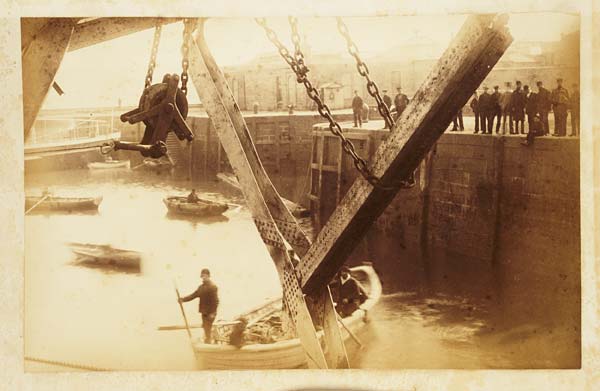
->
299;14;513;294
187;21;333;368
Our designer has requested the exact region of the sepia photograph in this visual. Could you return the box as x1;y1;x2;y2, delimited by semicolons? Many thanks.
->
21;12;582;371
1;0;599;389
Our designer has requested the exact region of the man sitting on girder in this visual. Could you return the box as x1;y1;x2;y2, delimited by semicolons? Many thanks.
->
335;266;369;318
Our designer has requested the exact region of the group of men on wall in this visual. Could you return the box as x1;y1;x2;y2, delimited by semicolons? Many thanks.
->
465;78;579;137
352;79;579;138
353;87;409;128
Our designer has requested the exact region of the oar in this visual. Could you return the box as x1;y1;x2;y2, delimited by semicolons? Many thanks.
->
25;194;50;215
131;162;146;170
158;319;241;331
173;281;193;340
336;313;363;348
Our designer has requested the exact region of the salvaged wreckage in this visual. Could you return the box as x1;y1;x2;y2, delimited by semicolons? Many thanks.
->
21;14;512;369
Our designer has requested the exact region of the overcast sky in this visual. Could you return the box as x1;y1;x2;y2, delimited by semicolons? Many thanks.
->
42;13;578;109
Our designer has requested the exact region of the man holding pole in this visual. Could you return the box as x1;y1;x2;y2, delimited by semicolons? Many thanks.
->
179;268;219;343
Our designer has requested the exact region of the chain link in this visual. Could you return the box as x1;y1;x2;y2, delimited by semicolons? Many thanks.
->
256;17;390;188
181;19;194;96
144;20;163;91
288;17;309;79
336;17;395;130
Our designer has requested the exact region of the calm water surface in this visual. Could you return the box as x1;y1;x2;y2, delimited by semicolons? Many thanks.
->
25;168;577;371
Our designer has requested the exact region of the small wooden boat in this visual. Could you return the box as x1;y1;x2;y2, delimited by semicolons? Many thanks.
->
163;196;229;217
87;159;130;170
68;242;141;269
192;265;382;369
143;158;172;169
25;195;102;212
216;172;310;218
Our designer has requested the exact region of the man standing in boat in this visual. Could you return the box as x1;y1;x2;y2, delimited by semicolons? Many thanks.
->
179;268;219;343
336;266;368;318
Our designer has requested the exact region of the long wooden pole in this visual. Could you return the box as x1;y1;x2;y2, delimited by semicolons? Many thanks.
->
173;282;192;340
25;194;49;215
188;24;328;369
336;313;363;348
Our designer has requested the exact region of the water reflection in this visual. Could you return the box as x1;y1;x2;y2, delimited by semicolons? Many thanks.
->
24;167;578;371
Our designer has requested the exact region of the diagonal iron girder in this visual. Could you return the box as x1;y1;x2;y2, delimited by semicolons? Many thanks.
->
188;22;336;369
187;14;511;368
190;19;350;368
297;14;513;295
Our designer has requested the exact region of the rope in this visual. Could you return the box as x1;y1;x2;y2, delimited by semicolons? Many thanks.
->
25;356;112;371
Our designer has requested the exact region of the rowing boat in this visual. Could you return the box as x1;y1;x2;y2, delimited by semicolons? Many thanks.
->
68;242;141;270
25;195;102;212
163;196;229;217
87;160;130;169
143;158;172;169
192;265;382;369
216;172;310;218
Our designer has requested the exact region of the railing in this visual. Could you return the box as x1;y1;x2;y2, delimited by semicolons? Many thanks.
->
26;117;116;146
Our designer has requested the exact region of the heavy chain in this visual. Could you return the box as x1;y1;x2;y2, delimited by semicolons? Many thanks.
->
256;17;391;189
288;17;309;78
181;19;194;96
336;17;395;130
144;21;163;91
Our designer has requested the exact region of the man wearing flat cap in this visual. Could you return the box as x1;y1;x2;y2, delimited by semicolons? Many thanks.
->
478;85;492;134
491;85;502;133
536;81;551;135
180;268;220;343
335;266;368;318
569;83;579;137
511;81;526;134
551;78;570;136
382;89;392;110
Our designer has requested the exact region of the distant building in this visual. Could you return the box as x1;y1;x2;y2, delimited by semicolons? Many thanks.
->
223;31;580;111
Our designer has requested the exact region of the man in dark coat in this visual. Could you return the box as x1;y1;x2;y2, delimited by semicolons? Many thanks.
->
499;81;513;134
536;81;552;135
382;89;392;110
478;86;492;134
491;85;502;133
180;268;220;343
451;108;464;131
470;92;480;134
525;85;538;133
521;114;544;147
336;266;368;318
352;90;364;128
393;87;409;121
187;189;200;203
551;78;570;137
511;81;526;134
570;83;579;137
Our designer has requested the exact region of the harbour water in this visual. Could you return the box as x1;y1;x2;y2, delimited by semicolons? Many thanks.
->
24;168;578;371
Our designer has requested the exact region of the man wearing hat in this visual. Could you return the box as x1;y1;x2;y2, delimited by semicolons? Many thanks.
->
570;83;579;137
511;81;526;134
551;78;570;136
335;266;368;318
470;92;480;134
352;90;364;128
536;81;551;135
382;89;392;110
525;85;538;132
499;81;513;134
478;85;493;134
180;268;220;343
491;85;502;133
393;86;409;121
